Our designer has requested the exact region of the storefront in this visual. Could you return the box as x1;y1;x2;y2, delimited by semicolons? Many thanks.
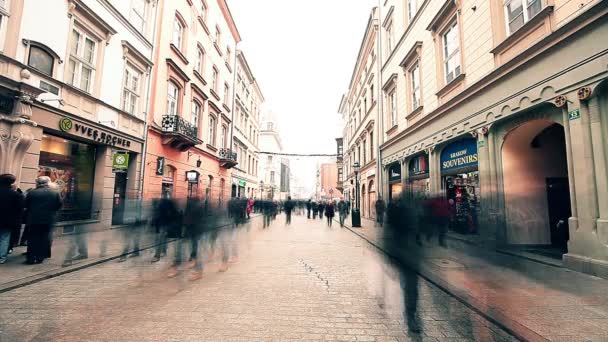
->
407;153;429;197
440;138;479;234
30;108;143;229
387;162;402;201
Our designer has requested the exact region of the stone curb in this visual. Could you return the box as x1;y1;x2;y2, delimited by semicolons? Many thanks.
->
338;219;548;342
0;214;262;294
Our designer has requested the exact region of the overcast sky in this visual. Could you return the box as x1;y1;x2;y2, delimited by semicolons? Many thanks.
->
229;0;377;194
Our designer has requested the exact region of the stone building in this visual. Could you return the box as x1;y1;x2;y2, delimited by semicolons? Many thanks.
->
0;0;156;230
375;0;608;277
143;0;240;208
340;8;381;219
231;50;263;198
258;110;282;200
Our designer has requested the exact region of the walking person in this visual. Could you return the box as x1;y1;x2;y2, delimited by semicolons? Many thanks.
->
375;197;386;227
306;199;312;219
151;195;180;265
284;196;295;225
312;201;318;219
338;200;347;227
24;176;62;264
0;174;25;264
318;202;325;221
325;201;335;227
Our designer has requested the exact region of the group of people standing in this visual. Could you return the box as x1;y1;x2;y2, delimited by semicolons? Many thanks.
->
0;174;62;265
305;199;350;227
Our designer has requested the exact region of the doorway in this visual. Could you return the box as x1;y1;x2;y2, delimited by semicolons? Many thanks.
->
502;120;571;252
112;172;127;225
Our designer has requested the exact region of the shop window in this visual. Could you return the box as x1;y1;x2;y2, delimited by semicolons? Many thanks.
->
162;164;175;198
38;134;96;222
28;46;54;76
68;27;97;92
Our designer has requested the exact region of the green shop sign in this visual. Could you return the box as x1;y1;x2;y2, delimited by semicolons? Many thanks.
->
112;152;129;171
238;180;246;187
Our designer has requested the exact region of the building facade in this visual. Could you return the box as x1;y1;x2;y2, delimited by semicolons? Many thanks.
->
143;0;240;208
0;0;156;231
231;50;263;198
316;162;341;201
341;8;381;219
258;111;282;200
374;0;608;277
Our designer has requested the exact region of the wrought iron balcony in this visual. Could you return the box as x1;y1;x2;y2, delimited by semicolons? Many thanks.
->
219;148;238;169
160;114;202;151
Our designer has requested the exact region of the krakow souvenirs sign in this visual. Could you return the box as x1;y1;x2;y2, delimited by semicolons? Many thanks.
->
441;139;478;171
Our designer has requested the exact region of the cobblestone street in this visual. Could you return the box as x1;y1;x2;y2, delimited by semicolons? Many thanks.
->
0;214;516;342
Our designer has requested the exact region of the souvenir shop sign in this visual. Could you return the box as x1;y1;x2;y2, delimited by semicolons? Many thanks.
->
58;117;132;148
441;139;478;171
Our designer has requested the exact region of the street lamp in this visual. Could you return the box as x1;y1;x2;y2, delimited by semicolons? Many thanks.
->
351;162;361;227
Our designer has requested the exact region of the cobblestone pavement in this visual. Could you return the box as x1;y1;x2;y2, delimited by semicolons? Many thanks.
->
0;214;517;342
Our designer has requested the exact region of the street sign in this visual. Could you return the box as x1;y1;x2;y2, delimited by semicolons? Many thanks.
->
477;140;485;148
329;188;334;194
568;109;580;121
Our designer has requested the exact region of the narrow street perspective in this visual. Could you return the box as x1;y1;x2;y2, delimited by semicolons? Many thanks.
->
1;0;608;341
0;214;516;342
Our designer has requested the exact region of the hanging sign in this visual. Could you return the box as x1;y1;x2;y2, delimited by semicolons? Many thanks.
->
238;180;246;187
156;157;165;175
441;139;478;171
112;152;129;172
186;170;199;183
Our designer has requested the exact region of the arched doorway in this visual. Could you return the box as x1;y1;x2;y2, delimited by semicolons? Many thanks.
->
361;184;367;217
502;119;571;252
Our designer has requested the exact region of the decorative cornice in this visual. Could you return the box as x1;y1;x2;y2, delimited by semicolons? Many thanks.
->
166;58;190;82
399;41;423;67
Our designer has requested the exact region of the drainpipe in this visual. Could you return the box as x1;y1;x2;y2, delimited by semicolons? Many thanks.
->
138;0;161;219
375;4;385;200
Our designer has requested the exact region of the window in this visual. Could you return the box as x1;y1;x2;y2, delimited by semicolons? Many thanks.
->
370;84;374;103
364;97;367;114
220;125;227;148
68;28;96;92
226;47;232;62
172;16;184;50
192;101;201;131
386;22;394;53
408;0;418;21
270;171;275;183
122;63;141;116
130;0;147;32
167;81;179;115
370;132;374;160
200;0;208;20
28;46;54;76
267;156;272;163
410;62;421;110
212;67;219;92
208;116;216;145
504;0;542;34
442;19;461;83
195;47;205;74
388;90;397;127
363;139;367;165
224;83;230;104
214;26;221;45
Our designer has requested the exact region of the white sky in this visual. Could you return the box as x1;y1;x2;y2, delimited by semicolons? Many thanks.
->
229;0;377;194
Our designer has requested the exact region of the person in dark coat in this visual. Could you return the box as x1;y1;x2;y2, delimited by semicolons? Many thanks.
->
284;196;295;225
151;195;180;264
0;174;25;264
325;202;335;227
375;197;386;226
318;202;325;220
306;199;312;219
24;176;62;264
312;201;318;219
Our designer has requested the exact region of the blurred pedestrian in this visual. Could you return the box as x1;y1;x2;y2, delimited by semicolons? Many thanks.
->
325;201;335;227
0;174;25;264
312;201;318;219
318;201;325;220
24;176;62;264
284;196;295;225
151;194;180;265
338;200;347;227
375;197;386;227
306;199;312;219
247;197;254;219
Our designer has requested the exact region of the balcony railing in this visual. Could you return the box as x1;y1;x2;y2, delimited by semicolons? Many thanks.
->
219;148;238;169
160;114;202;151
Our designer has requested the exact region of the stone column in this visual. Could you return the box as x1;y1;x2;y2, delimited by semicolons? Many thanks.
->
401;156;409;200
587;96;608;244
476;131;495;240
428;146;441;195
0;94;40;184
